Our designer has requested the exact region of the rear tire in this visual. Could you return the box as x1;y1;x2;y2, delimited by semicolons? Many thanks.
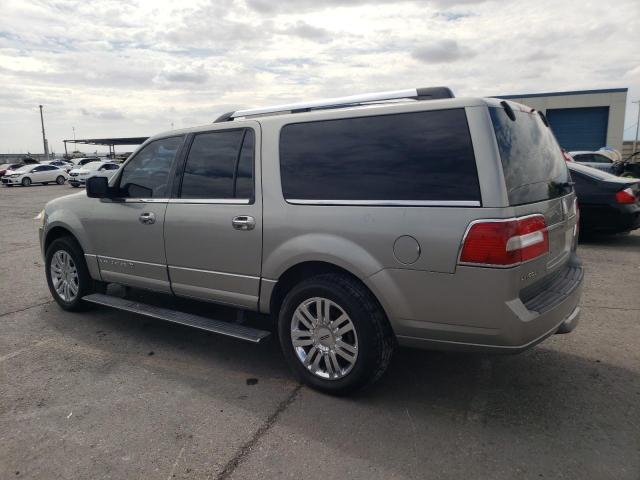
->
278;273;394;396
56;176;66;185
22;177;31;187
45;236;106;311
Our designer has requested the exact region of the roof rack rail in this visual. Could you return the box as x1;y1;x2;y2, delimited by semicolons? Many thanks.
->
214;87;454;122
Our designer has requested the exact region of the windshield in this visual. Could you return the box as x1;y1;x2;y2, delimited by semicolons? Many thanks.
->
13;166;31;173
490;106;571;205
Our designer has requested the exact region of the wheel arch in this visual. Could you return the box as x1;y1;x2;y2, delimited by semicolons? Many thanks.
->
43;223;102;281
265;261;392;325
44;225;79;254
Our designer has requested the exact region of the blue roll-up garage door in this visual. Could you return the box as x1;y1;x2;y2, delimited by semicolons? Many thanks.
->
545;107;609;151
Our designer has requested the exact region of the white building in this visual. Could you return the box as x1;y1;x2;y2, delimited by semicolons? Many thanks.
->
498;88;627;152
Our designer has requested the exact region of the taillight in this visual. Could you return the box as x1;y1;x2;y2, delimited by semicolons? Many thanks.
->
459;215;549;266
615;188;636;204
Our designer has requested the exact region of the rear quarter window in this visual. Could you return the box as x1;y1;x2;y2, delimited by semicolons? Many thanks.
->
279;109;480;203
490;106;571;205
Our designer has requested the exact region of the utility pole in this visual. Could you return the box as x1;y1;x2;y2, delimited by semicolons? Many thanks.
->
39;105;49;160
633;100;640;155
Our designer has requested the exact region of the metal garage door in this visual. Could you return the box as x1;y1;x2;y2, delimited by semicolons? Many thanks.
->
545;107;609;151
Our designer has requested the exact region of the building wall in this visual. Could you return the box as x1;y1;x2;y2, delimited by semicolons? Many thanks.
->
499;89;627;152
622;141;639;160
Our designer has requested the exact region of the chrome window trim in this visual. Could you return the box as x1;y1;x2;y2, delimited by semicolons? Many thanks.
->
113;198;169;203
168;198;251;205
286;199;481;207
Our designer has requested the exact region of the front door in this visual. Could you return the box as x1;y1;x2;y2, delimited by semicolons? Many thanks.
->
30;165;50;182
84;136;185;292
164;124;263;309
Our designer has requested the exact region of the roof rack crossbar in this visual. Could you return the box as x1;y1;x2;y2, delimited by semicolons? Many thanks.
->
227;86;453;120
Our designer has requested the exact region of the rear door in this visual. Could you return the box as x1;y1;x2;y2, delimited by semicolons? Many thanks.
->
164;123;262;309
41;165;59;182
490;106;578;272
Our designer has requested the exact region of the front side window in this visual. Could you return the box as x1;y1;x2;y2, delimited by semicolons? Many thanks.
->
118;136;183;198
279;109;480;202
180;129;254;200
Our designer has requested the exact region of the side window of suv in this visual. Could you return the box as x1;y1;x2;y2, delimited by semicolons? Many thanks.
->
180;128;254;200
279;109;480;202
118;136;184;198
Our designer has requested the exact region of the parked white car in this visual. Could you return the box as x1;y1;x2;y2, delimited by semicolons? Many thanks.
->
1;164;68;187
569;150;617;173
43;160;74;172
68;161;120;187
69;157;102;167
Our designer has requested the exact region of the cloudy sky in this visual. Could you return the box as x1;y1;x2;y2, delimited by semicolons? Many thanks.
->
1;0;639;154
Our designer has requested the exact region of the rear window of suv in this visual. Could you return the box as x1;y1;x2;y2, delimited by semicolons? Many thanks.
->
489;106;571;205
279;109;480;204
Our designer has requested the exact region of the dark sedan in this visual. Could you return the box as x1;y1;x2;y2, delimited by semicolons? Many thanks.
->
568;162;640;234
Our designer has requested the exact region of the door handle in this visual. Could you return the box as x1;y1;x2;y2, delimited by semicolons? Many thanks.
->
139;212;156;225
232;215;255;231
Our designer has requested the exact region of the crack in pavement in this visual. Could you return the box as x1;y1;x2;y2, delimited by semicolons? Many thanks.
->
0;299;53;318
215;384;302;480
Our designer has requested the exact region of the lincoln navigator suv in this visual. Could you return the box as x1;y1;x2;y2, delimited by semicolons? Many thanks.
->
39;87;583;395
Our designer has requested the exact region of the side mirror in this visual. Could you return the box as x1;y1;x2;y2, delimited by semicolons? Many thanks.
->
86;176;109;198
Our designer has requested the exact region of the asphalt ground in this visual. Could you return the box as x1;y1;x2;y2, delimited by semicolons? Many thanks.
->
1;183;639;479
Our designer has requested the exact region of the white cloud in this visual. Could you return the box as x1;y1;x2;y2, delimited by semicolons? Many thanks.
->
412;39;474;63
0;0;639;154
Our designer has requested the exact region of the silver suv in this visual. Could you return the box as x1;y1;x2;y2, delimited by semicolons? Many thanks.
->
39;87;583;395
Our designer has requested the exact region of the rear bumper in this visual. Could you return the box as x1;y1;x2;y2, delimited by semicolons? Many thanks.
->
369;254;583;353
556;305;580;334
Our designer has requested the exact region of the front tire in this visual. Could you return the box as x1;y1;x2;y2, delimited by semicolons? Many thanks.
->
21;177;31;187
56;176;66;185
45;236;105;311
278;273;394;395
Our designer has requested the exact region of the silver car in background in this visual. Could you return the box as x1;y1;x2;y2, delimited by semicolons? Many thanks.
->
39;87;583;395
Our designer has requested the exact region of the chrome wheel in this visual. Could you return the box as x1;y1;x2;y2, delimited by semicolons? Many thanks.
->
50;250;79;302
291;297;358;380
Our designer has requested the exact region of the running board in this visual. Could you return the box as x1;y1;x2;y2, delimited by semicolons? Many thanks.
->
82;293;271;343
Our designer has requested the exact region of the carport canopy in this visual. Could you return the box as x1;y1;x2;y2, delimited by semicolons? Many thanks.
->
63;136;149;157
